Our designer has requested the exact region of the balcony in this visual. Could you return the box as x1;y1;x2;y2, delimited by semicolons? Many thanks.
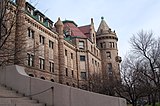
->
115;56;122;63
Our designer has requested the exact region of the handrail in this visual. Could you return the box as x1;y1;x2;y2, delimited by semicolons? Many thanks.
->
0;86;54;98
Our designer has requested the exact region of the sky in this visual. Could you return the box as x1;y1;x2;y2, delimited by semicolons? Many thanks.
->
27;0;160;59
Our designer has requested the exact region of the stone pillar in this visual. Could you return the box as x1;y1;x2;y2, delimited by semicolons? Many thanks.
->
54;18;65;84
14;0;26;65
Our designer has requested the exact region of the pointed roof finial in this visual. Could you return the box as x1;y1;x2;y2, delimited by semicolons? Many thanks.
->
97;17;110;35
55;17;63;27
101;16;104;20
91;18;94;24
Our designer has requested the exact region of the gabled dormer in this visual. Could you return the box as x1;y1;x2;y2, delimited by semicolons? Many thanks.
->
44;17;54;29
34;10;45;23
25;2;35;15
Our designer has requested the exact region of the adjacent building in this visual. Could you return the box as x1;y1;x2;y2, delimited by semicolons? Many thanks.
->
0;0;122;90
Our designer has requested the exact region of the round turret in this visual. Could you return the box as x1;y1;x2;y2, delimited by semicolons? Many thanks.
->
96;17;121;80
16;0;25;10
54;17;64;35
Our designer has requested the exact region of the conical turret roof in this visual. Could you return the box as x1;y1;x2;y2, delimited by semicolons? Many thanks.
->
97;17;110;35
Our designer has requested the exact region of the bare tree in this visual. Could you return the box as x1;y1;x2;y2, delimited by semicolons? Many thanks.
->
88;73;103;93
0;0;38;67
0;0;17;66
130;30;160;106
114;55;151;106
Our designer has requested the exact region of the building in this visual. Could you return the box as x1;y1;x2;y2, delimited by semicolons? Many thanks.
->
0;0;122;90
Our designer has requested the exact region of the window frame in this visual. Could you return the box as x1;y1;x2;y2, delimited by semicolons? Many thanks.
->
81;72;87;80
49;40;54;49
79;41;85;49
39;58;45;70
65;68;68;76
27;53;34;67
49;61;54;73
80;55;85;61
39;35;45;45
28;28;34;39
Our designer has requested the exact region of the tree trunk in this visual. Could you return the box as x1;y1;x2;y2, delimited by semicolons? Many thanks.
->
151;93;156;106
148;95;151;105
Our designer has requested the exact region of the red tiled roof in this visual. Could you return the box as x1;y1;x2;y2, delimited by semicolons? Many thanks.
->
63;22;87;38
78;25;91;38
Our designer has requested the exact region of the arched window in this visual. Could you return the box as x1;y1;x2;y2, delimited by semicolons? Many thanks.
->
66;82;69;86
51;79;54;82
29;74;34;77
41;77;45;80
72;84;75;87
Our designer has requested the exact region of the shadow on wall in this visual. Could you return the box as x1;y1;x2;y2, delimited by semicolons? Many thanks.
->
0;65;127;106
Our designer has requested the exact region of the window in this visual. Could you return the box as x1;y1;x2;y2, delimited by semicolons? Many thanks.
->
81;72;87;80
106;51;111;58
27;7;33;15
98;62;99;67
108;63;112;74
48;22;53;28
38;15;44;22
66;82;69;86
27;28;34;39
49;40;54;49
71;53;73;59
112;42;115;48
39;58;45;70
109;42;115;48
27;53;34;67
65;49;67;56
71;70;74;78
91;46;93;52
49;62;54;72
72;84;75;87
79;41;84;49
80;55;85;61
51;79;54;82
65;68;68;76
39;35;45;44
100;43;103;48
92;58;94;64
95;60;97;66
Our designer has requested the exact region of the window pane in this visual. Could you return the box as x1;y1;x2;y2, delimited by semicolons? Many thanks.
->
80;56;85;61
81;72;86;80
65;68;68;76
79;41;84;49
106;51;111;58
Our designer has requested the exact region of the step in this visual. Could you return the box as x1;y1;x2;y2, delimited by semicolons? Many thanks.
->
0;86;12;90
0;103;45;106
0;92;23;97
0;98;37;104
0;85;45;106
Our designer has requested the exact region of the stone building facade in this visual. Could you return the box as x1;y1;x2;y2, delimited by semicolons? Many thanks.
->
1;0;122;90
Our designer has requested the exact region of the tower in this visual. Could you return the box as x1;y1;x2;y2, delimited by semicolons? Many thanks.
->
90;18;96;44
14;0;26;64
54;17;65;84
96;17;121;81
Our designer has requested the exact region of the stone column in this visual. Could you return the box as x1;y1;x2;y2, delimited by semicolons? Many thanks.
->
14;0;26;65
54;18;65;84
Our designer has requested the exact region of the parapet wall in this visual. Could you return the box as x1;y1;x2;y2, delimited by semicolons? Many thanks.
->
0;65;126;106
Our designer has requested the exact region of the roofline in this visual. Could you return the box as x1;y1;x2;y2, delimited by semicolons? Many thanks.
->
26;2;35;10
63;20;78;27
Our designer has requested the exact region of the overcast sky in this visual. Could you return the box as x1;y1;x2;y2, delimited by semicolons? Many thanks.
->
27;0;160;58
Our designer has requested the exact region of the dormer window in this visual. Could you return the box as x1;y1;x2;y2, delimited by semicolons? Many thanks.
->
48;22;53;28
35;10;45;23
79;41;84;49
27;7;33;15
38;15;44;22
26;2;35;15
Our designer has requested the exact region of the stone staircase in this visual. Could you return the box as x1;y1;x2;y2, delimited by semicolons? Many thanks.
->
0;84;45;106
